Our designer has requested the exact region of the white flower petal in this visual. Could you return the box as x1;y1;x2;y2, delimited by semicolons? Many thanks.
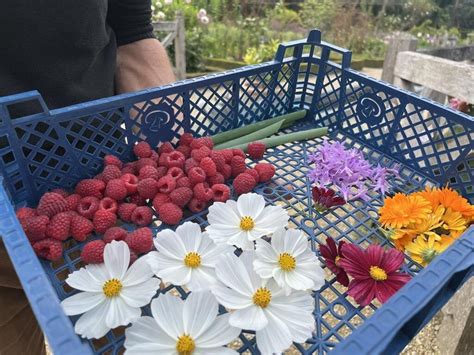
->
215;253;254;296
187;266;218;291
270;227;286;252
255;239;278;262
254;206;289;233
267;301;315;343
177;221;202;252
229;305;267;331
256;313;293;355
195;347;237;355
61;292;105;316
74;300;111;339
253;259;275;279
236;193;265;219
154;229;186;259
122;255;155;287
207;201;240;226
105;296;141;329
120;278;160;308
284;270;316;291
195;313;241;349
247;229;267;242
284;229;309;256
125;316;176;355
228;231;255;250
207;226;243;247
104;241;130;280
151;293;184;339
211;284;253;309
239;251;262;290
199;237;232;266
157;264;192;286
65;266;104;292
183;291;218;338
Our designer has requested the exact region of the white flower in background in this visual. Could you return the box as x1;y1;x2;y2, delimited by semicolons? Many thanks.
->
212;252;315;355
164;0;173;5
197;8;207;18
124;291;240;354
206;193;289;250
147;221;232;291
185;0;192;4
254;227;325;295
61;241;159;339
156;11;166;21
199;15;210;25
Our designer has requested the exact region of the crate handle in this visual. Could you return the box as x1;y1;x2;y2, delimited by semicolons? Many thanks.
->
0;90;50;119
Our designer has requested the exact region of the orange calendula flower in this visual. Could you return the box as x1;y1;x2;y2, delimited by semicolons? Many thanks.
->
416;187;474;220
379;193;432;229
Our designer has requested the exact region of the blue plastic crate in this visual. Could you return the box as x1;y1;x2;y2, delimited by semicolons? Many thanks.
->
0;29;472;355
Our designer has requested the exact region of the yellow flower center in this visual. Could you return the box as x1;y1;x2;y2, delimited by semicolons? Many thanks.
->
335;256;341;265
278;253;296;271
176;334;195;355
421;249;438;264
253;287;272;308
102;278;122;298
184;252;201;268
369;266;388;281
240;216;255;231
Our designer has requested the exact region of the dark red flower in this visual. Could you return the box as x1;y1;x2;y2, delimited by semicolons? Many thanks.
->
319;237;349;287
312;186;346;211
339;244;411;306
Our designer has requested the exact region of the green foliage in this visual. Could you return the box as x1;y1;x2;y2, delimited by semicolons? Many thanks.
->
243;39;281;64
299;0;338;33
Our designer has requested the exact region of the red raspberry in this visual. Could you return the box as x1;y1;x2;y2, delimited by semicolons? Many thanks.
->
33;238;62;261
95;173;104;180
117;203;137;222
207;172;225;186
70;214;94;241
176;145;191;159
99;197;118;214
103;227;128;244
199;157;217;177
133;141;152;158
188;198;207;213
46;212;73;241
93;210;117;234
81;240;106;264
158;203;183;225
126;227;153;254
176;176;192;188
184;158;199;173
158;141;174;155
51;189;69;198
104;154;123;168
167;167;185;180
105;179;127;201
156;175;176;194
170;187;193;208
150;150;160;163
129;250;138;264
65;194;81;211
156;166;168;179
233;173;256;195
164;151;185;169
233;149;246;159
75;179;106;199
102;165;122;184
136;157;157;171
37;192;68;218
129;193;147;206
137;178;158;199
230;156;246;177
25;215;49;242
121;173;139;195
16;207;36;222
210;151;226;172
254;163;275;182
131;206;153;226
244;168;259;183
247;141;266;159
179;132;194;147
139;165;160;180
221;164;232;180
158;153;169;167
221;149;234;163
188;167;207;185
152;193;171;210
193;183;213;202
122;162;137;175
191;146;211;162
212;184;231;202
77;196;100;219
190;137;213;150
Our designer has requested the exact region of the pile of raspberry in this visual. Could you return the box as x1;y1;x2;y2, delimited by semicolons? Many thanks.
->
15;134;275;263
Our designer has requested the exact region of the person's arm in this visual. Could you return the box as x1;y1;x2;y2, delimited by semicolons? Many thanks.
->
107;0;175;94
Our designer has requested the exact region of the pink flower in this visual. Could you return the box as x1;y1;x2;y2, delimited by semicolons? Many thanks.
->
339;244;411;306
449;98;469;113
312;186;346;211
319;237;349;287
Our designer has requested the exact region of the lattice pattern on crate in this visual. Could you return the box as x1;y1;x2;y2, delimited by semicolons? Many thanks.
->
313;64;343;129
270;62;297;116
238;71;274;124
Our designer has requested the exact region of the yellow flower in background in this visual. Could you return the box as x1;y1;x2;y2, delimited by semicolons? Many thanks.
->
405;235;448;266
441;208;467;236
379;193;432;229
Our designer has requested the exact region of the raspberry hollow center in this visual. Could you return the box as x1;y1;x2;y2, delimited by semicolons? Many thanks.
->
369;266;387;281
176;334;195;354
253;287;272;308
240;216;255;231
102;278;122;297
278;253;296;271
184;252;201;268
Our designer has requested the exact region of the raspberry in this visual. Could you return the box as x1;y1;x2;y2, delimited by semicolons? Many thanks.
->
233;173;256;195
33;238;62;261
95;173;103;181
46;212;73;241
93;210;117;234
65;194;81;211
37;192;68;218
103;227;128;244
244;168;259;183
188;167;206;185
233;149;246;159
179;132;194;147
99;197;118;214
121;162;137;175
136;157;157;171
129;193;147;206
129;250;138;264
105;179;127;201
150;150;160;163
75;179;105;199
170;187;193;208
104;154;123;168
176;145;191;159
25;215;49;242
77;196;100;219
191;146;211;162
221;149;234;163
158;203;183;225
131;206;153;226
102;165;122;184
188;198;207;213
190;137;213;150
158;153;169;167
176;176;192;188
254;163;275;182
156;166;168;179
139;165;160;180
70;214;94;241
212;184;231;202
152;193;171;210
137;178;158;199
117;203;137;222
210;151;226;172
16;207;36;222
133;141;152;158
193;183;213;202
199;157;217;177
158;141;174;155
126;227;153;254
156;175;176;194
51;189;69;198
120;173;139;195
167;167;184;180
221;164;232;180
81;240;106;264
207;172;225;186
230;156;246;177
184;158;199;173
247;141;266;159
164;151;185;169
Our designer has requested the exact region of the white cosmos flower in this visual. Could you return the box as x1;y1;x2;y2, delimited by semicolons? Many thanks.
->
254;227;325;295
212;252;315;355
206;193;289;251
61;241;160;339
147;221;232;291
124;291;240;355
